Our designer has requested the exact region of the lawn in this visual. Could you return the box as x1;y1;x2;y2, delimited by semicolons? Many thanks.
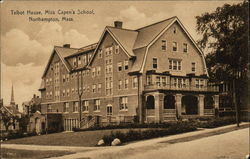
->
0;148;74;159
2;128;153;147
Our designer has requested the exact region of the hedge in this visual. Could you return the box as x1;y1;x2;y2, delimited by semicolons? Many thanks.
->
101;121;197;146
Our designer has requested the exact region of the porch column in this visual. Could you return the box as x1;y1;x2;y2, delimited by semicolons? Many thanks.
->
198;94;205;116
154;93;164;123
214;95;219;109
175;94;182;117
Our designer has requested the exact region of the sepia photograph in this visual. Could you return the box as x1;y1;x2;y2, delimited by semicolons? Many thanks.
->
0;0;249;158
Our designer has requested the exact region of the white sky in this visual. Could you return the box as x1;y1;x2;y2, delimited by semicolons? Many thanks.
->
0;0;242;110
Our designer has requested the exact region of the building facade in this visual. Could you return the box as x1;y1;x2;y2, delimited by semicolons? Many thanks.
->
39;17;219;131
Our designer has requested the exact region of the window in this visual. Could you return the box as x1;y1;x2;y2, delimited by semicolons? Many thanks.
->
107;105;112;116
173;27;177;34
71;88;75;93
73;102;79;112
169;59;182;71
66;74;69;82
173;42;177;51
98;49;102;58
83;100;89;112
156;76;161;86
192;62;196;72
132;77;138;88
162;77;167;86
62;90;65;97
83;55;87;64
97;67;101;76
94;99;100;111
63;102;69;112
67;89;70;96
146;75;152;85
118;80;122;89
162;40;166;51
195;79;199;88
115;45;119;54
125;79;129;89
92;84;96;93
153;58;158;69
47;104;52;112
73;57;77;66
92;68;96;77
98;83;101;92
120;97;128;110
78;56;81;65
88;54;92;62
117;62;122;71
124;60;129;70
183;43;188;52
62;74;66;83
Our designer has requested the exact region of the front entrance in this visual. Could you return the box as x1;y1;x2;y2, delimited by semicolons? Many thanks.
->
181;95;198;115
35;117;41;134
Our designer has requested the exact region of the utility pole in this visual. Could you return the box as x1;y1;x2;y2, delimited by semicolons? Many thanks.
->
76;69;83;128
233;69;240;127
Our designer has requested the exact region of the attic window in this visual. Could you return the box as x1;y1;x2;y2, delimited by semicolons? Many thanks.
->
153;58;158;69
173;42;177;52
115;45;119;54
124;60;129;70
173;27;177;34
162;40;166;51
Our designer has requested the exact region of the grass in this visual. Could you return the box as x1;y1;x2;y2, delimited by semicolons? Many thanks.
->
0;148;74;159
2;128;154;147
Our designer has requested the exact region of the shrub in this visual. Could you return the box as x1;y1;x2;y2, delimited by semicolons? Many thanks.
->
101;121;197;146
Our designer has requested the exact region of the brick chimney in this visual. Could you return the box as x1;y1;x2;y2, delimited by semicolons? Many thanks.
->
63;44;70;48
114;21;123;29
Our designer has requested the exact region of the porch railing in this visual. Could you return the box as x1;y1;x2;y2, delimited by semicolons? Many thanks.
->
144;83;219;92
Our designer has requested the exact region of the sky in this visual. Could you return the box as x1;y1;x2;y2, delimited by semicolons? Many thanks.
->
0;0;242;111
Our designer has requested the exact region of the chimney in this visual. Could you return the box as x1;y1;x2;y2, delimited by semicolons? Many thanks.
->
114;21;123;29
63;44;70;48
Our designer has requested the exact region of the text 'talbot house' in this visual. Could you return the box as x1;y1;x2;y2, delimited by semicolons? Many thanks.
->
39;16;219;131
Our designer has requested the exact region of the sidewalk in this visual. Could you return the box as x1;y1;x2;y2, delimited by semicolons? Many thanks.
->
2;122;249;159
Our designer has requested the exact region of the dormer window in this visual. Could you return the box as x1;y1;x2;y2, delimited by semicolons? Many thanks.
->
73;57;77;67
78;56;81;65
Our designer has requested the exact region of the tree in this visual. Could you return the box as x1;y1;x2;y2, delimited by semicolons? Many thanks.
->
0;109;19;132
196;1;249;125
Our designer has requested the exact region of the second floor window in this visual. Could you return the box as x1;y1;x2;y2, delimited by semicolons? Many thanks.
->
153;58;158;69
78;56;81;65
120;97;128;110
162;40;166;51
47;104;52;112
92;68;96;77
73;102;79;112
63;102;69;112
73;57;77;67
107;105;112;116
173;42;177;51
98;83;101;92
94;99;100;111
83;100;89;112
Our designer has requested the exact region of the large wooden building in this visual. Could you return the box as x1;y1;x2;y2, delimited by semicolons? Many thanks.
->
39;17;219;131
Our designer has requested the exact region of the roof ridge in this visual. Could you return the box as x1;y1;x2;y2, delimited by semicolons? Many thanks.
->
80;42;98;49
107;26;138;32
54;46;80;50
136;16;177;31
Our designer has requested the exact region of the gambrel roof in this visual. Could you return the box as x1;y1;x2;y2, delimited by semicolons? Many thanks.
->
133;16;176;49
41;16;208;81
